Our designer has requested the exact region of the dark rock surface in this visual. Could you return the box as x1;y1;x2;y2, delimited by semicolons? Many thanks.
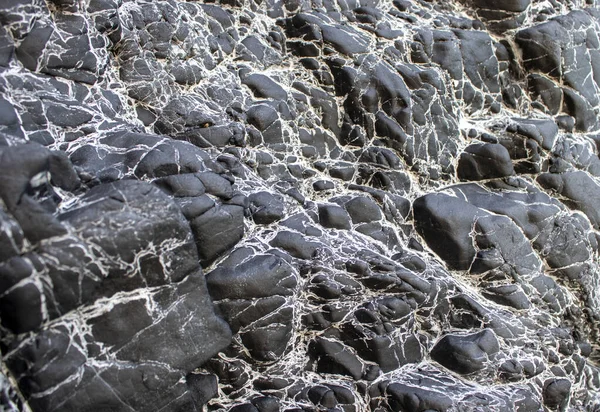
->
1;0;600;410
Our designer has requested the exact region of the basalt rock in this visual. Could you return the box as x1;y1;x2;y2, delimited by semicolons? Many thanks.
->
2;0;600;410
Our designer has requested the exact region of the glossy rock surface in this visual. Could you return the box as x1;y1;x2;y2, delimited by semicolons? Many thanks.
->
1;0;600;411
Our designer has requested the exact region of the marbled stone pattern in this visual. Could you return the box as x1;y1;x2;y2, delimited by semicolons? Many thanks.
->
0;0;599;410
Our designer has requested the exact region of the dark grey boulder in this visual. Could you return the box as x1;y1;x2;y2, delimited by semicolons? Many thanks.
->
431;329;500;374
457;142;514;181
4;273;231;412
270;230;321;260
0;143;79;242
344;196;382;223
190;203;245;265
308;337;374;380
154;173;206;197
206;254;296;300
537;171;600;229
379;382;454;411
482;284;530;310
249;191;285;224
543;378;571;410
318;203;352;229
207;254;297;361
242;73;287;100
413;193;483;270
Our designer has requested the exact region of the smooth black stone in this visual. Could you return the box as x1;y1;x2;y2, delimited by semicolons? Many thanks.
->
196;171;234;199
384;382;454;411
318;203;352;229
441;182;558;243
309;272;360;299
89;299;152;349
5;325;87;396
270;231;321;259
207;254;296;300
280;213;322;236
250;396;280;412
512;118;559;150
187;373;219;407
562;88;597;131
0;97;24;140
135;105;157;126
247;103;279;132
328;163;355;180
240;313;293;361
190;203;245;265
345;333;422;372
102;272;232;367
482;284;530;310
306;385;345;408
430;329;500;374
27;362;195;412
516;20;564;75
44;181;198;313
471;0;530;13
528;74;563;115
543;378;571;409
176;195;215;220
154;96;218;137
355;222;400;248
413;193;481;270
457;142;514;181
133;141;207;179
154;173;206;197
537;171;600;229
359;147;402;168
343;196;382;223
190;123;246;148
0;282;43;334
249;191;285;224
308;337;368;380
243;73;287;100
313;179;335;191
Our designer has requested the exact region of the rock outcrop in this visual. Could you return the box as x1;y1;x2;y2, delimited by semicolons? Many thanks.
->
1;0;600;410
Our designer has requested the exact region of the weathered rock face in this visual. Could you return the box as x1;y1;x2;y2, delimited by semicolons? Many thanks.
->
1;0;600;411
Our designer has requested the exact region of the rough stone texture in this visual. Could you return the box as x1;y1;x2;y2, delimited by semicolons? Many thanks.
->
1;0;600;411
